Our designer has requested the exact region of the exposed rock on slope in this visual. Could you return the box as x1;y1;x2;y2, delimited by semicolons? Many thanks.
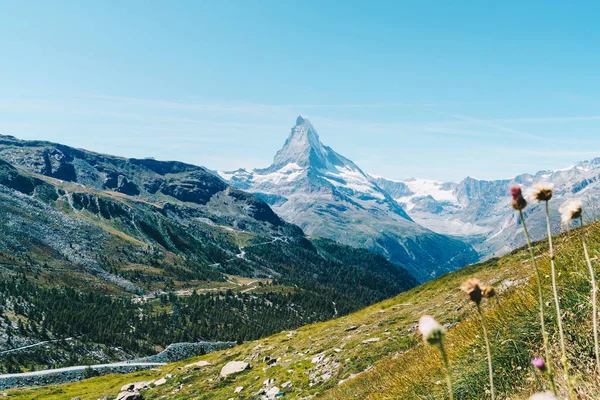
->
219;117;478;281
375;159;600;257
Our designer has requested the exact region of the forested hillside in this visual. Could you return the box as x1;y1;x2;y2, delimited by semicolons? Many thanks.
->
0;136;417;373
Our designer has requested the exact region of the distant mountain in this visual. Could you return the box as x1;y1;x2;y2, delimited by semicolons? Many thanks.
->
219;116;479;282
373;159;600;257
0;134;418;371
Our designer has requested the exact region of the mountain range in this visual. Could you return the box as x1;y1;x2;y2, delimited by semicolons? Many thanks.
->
373;159;600;257
0;134;417;371
2;118;599;378
218;116;479;282
220;116;600;267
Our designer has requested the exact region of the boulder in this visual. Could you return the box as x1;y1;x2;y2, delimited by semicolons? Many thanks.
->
116;392;143;400
220;361;251;377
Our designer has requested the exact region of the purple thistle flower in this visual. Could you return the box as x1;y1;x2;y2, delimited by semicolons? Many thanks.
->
531;357;547;372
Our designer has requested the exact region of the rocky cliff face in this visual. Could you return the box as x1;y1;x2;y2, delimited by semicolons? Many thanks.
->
376;158;600;258
0;135;301;240
219;117;479;282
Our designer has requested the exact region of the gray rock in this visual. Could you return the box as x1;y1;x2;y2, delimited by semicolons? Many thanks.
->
362;338;380;344
220;361;251;377
153;377;167;386
116;391;143;400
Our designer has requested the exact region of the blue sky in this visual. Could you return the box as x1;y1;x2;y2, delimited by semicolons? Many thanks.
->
2;1;600;182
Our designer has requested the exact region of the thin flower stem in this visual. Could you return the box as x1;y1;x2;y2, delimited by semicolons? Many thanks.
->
580;215;600;376
438;341;454;400
477;303;495;400
544;201;575;398
520;209;557;395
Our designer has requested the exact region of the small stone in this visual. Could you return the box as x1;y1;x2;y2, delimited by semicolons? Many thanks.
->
154;378;167;386
344;326;358;332
133;381;152;391
264;378;275;386
362;338;380;344
266;386;280;398
184;360;211;370
120;383;135;392
282;381;292;388
311;354;324;364
234;386;244;393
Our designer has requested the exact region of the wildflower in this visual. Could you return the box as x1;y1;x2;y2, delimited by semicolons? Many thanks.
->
538;184;574;397
418;315;454;400
461;278;483;305
482;285;496;299
510;186;527;210
561;200;600;375
462;278;495;399
531;357;547;372
514;189;557;395
529;182;554;202
559;199;582;226
418;315;444;345
529;392;558;400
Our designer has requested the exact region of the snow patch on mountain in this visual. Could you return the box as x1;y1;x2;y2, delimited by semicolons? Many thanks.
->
322;166;385;200
218;116;479;282
374;156;600;258
395;178;459;210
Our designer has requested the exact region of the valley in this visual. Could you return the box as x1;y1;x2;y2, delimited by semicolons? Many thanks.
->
0;122;599;399
0;135;416;379
9;216;600;399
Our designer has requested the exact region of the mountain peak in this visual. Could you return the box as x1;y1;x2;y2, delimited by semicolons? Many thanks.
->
296;114;307;125
271;116;327;169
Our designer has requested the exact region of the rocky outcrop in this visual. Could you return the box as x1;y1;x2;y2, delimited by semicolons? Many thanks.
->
220;361;251;377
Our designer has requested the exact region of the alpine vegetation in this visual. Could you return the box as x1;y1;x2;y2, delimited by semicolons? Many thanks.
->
419;315;453;400
530;182;575;397
461;278;496;400
511;185;557;395
417;182;599;398
560;198;600;375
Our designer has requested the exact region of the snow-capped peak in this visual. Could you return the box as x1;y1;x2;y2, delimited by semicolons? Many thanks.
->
271;115;327;170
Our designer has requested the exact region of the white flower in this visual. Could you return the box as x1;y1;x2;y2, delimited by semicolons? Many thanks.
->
559;198;583;226
528;182;555;202
529;391;558;400
419;315;444;345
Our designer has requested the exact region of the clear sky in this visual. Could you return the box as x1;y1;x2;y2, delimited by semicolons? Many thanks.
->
2;1;600;182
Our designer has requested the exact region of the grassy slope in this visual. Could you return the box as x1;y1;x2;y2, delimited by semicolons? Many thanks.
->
8;220;600;399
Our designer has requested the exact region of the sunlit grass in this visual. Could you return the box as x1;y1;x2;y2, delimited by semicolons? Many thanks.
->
7;222;600;400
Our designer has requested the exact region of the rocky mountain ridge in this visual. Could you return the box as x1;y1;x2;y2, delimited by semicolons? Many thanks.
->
0;134;418;373
219;116;479;282
374;157;600;257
